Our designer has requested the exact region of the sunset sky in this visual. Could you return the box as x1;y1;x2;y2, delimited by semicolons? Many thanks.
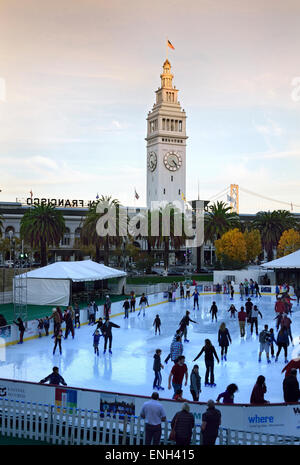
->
0;0;300;213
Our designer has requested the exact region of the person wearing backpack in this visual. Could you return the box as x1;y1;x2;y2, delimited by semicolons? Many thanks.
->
258;324;271;364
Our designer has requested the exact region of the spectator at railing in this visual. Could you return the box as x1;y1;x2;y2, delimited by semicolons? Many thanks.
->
39;366;67;386
170;403;195;446
0;314;7;327
283;368;300;403
201;399;221;445
250;375;269;404
140;392;167;445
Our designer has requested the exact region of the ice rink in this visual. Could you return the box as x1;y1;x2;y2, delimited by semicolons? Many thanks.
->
1;290;300;404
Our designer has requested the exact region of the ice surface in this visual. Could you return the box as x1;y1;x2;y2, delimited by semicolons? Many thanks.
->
1;291;299;404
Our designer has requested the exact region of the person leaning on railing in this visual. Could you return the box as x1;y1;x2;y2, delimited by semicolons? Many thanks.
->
39;366;67;386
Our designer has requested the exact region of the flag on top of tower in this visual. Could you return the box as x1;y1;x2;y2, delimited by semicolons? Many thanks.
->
30;190;33;198
134;188;139;200
96;193;99;200
167;39;175;50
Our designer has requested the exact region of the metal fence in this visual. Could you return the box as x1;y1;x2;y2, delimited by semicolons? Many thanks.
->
0;397;299;446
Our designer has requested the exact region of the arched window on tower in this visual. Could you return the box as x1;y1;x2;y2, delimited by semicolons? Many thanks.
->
61;227;71;246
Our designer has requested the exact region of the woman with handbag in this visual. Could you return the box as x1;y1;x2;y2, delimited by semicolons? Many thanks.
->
170;403;195;445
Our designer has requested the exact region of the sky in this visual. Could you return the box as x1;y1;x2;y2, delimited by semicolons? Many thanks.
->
0;0;300;213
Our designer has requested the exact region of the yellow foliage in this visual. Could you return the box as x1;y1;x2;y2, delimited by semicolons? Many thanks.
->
215;228;247;262
277;229;300;257
244;229;262;262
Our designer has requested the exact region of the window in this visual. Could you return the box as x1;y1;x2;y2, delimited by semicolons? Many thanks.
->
171;176;173;182
171;119;174;131
163;188;166;195
179;120;182;132
61;227;71;246
162;118;165;130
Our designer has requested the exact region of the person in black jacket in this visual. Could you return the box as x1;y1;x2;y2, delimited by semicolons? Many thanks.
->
218;323;232;361
179;311;198;343
102;318;120;354
39;366;67;386
0;314;8;327
153;349;164;390
210;302;218;322
245;298;253;322
171;403;195;446
13;317;25;344
201;400;221;445
283;368;300;402
153;315;161;335
123;298;130;319
193;339;220;387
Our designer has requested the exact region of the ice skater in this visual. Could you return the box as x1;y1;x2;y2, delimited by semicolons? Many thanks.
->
239;283;245;300
216;384;238;404
130;291;136;312
228;304;237;318
164;330;182;364
13;317;25;344
153;349;164;390
103;296;111;319
102;317;120;354
180;283;184;299
258;324;272;364
178;311;197;343
230;285;234;300
193;339;219;387
250;305;263;336
170;335;183;363
64;308;74;339
190;365;201;401
43;316;50;336
123;298;130;319
53;328;63;355
138;293;149;317
185;283;191;299
218;323;232;361
49;307;62;338
275;328;289;363
40;367;67;386
192;289;200;310
93;329;101;356
37;319;44;338
153;314;161;335
210;302;218;322
254;282;261;298
238;306;247;337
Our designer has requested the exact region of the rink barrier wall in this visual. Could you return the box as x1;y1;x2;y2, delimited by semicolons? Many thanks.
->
0;378;300;438
0;397;299;445
0;287;286;347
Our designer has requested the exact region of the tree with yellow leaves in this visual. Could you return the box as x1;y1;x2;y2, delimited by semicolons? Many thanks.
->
277;229;300;257
215;228;247;268
244;229;262;263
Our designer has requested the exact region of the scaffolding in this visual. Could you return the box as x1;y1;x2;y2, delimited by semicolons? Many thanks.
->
13;256;28;322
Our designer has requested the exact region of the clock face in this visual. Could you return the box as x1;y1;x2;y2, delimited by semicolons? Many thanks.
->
163;151;182;171
147;152;157;172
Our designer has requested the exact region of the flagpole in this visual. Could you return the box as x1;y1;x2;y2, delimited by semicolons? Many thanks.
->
166;37;168;60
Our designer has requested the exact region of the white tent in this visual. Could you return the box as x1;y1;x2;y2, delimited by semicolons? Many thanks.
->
261;250;300;269
14;260;127;306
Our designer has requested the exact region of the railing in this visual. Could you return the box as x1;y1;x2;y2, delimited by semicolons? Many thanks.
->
0;398;300;446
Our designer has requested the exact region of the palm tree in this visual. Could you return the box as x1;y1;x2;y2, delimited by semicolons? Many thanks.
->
252;209;297;261
205;201;240;242
20;204;65;266
80;195;126;265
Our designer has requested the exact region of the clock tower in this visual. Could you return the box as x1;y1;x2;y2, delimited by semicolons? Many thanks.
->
146;59;187;209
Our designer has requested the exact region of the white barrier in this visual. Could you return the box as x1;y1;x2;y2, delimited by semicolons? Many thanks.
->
0;377;300;437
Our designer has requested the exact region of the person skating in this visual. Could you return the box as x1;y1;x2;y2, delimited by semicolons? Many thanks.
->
40;366;67;386
74;304;80;328
180;283;184;299
170;335;183;363
178;311;197;343
49;307;62;337
64;308;74;339
13;317;25;344
254;281;261;298
138;293;149;317
238;306;247;337
153;349;164;391
190;365;201;401
280;313;293;346
230;285;234;300
228;304;237;318
103;296;111;319
192;289;200;310
244;279;249;297
43;316;50;336
193;339;220;387
168;355;188;399
239;283;245;300
37;319;44;338
218;323;232;361
87;303;95;325
130;291;136;312
164;330;182;364
282;357;300;378
269;328;277;358
153;315;161;335
185;283;191;299
102;317;120;354
210;302;218;322
123;298;130;319
250;375;269;404
216;383;238;404
258;324;272;364
93;329;101;356
250;305;263;336
245;297;253;323
283;368;300;403
275;328;289;363
53;328;63;355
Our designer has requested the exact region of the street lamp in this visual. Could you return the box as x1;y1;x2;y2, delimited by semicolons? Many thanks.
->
8;230;13;264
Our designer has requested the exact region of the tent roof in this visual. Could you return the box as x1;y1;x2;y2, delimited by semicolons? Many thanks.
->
16;260;127;282
261;250;300;269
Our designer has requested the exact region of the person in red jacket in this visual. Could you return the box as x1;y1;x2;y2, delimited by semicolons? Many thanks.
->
238;306;247;337
282;358;300;378
250;375;269;404
275;297;286;314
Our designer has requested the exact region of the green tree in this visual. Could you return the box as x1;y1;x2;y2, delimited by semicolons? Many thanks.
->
252;210;297;261
80;196;126;265
205;201;240;242
20;204;65;266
